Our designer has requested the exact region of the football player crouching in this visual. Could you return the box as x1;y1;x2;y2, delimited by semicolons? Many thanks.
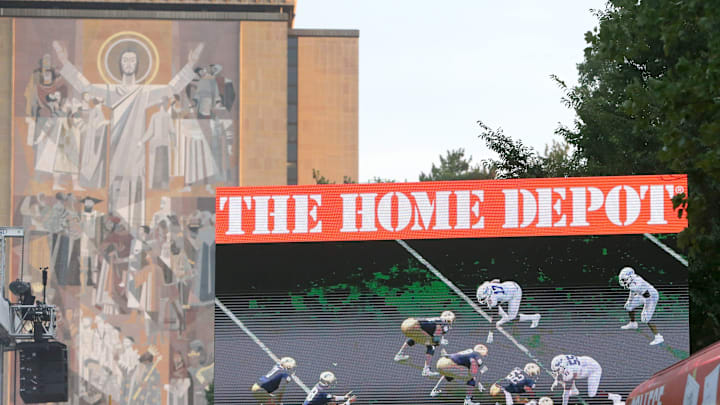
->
303;371;356;405
550;354;621;405
394;310;456;377
489;363;540;404
476;279;540;343
618;267;664;345
251;357;296;404
429;344;489;405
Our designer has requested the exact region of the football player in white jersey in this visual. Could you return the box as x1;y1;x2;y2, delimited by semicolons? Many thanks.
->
618;267;663;345
476;279;541;342
550;354;622;405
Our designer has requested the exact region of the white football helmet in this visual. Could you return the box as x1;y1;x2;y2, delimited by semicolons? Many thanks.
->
476;282;491;304
319;371;336;387
440;310;456;324
539;397;554;405
279;357;296;371
550;355;566;377
524;362;540;377
473;344;488;357
619;267;635;288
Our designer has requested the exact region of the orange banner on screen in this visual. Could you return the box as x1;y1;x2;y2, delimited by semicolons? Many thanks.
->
215;174;687;244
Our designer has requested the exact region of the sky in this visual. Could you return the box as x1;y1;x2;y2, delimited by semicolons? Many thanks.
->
294;1;608;182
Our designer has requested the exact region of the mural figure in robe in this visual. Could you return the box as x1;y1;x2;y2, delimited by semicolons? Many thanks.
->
52;40;204;229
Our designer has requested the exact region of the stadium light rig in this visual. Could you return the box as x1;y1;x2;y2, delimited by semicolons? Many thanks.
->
0;227;57;343
8;267;57;342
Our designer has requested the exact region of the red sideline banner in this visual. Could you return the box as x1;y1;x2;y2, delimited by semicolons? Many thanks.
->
216;174;688;244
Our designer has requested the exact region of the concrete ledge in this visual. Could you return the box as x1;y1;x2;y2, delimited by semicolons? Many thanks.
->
289;28;359;38
0;7;291;21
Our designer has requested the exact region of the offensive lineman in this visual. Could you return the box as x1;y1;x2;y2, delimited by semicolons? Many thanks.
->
550;354;621;405
477;279;540;343
303;371;356;405
618;267;664;345
394;311;455;376
251;357;296;404
429;344;488;405
489;363;540;405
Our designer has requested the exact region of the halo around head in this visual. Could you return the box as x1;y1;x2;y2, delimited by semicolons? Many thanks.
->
97;31;159;85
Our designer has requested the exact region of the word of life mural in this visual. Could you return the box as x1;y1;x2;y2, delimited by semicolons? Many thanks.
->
12;19;238;404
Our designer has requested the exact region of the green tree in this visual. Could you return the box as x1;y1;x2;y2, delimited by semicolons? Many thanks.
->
419;148;497;181
478;121;578;178
312;169;356;184
554;0;720;350
368;176;397;183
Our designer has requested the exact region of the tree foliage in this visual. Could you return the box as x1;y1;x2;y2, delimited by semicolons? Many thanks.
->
419;148;497;181
312;169;355;184
478;121;578;179
368;176;397;183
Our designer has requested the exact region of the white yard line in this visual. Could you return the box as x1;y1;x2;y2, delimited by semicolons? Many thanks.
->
215;298;312;394
643;233;689;267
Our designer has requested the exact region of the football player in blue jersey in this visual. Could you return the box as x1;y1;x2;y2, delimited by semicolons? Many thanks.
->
394;310;456;377
489;363;540;404
303;371;356;405
251;357;296;404
429;344;489;405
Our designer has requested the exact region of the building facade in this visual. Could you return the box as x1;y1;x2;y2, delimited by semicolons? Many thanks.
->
0;1;357;403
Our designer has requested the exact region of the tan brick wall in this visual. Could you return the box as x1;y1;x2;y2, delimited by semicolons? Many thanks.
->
239;20;288;186
0;18;12;224
297;36;358;185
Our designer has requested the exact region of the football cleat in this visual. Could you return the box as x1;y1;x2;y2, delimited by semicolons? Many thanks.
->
422;366;440;377
394;354;409;362
430;388;442;397
621;321;638;330
463;396;480;405
570;385;579;396
486;331;494;344
650;334;664;345
530;314;541;328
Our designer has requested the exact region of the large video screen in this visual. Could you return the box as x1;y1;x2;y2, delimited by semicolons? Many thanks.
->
214;175;688;405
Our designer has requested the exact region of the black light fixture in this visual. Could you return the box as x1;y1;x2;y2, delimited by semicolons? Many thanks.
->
9;279;31;297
